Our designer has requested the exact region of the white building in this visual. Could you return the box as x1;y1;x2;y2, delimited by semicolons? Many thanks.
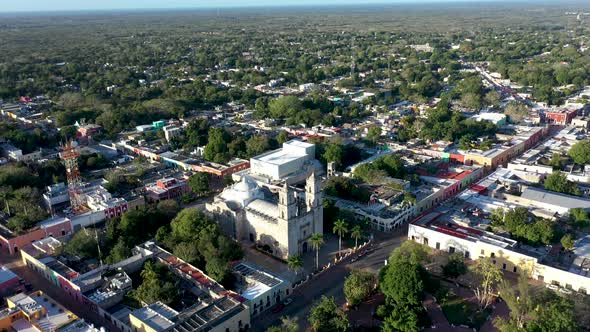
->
232;262;290;317
43;183;70;208
409;210;590;294
162;125;182;142
207;140;323;259
0;143;42;163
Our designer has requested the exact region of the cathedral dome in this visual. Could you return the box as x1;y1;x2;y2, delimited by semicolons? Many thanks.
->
220;176;263;208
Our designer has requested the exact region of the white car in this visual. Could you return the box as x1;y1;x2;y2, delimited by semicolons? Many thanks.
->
558;287;573;295
283;298;294;306
546;284;559;291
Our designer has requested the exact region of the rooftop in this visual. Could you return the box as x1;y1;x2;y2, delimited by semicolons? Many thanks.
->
232;263;285;301
521;187;590;210
170;296;245;332
0;265;18;284
7;291;78;330
251;140;314;166
131;302;178;332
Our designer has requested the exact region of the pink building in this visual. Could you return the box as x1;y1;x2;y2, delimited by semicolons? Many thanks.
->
543;109;577;125
0;217;73;254
145;177;190;202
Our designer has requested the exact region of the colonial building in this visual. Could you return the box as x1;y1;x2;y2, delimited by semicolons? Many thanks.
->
206;140;323;259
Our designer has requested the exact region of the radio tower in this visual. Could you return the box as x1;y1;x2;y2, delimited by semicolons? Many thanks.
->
60;141;87;214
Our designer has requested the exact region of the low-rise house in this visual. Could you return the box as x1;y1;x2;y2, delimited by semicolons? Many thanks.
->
145;177;190;202
0;216;73;254
1;291;100;332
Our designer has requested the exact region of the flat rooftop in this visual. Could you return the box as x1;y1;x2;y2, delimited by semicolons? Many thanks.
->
251;140;313;166
254;149;304;166
171;297;245;332
0;265;18;284
9;291;77;329
522;187;590;209
131;302;178;332
233;263;284;301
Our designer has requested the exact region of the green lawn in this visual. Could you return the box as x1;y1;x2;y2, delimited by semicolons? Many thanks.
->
441;295;491;329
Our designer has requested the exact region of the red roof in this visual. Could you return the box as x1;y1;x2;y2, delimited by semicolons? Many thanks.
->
435;226;468;239
450;170;472;181
469;184;487;194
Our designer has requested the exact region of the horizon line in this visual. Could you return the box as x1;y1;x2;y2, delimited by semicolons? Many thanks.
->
0;0;567;15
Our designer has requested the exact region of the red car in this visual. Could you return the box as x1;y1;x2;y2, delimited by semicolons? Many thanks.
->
272;304;285;313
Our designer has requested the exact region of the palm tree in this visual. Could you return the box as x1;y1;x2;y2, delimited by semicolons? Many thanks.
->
351;225;362;249
287;255;303;276
309;233;324;270
333;219;348;256
0;187;13;215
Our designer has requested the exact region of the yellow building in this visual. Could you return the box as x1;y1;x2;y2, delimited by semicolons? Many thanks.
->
0;291;97;332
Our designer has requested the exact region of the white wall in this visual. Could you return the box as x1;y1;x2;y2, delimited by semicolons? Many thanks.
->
409;224;590;293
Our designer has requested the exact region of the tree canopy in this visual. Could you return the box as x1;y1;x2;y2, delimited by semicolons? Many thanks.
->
308;296;349;332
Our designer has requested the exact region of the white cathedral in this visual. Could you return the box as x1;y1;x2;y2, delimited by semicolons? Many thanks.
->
206;140;323;259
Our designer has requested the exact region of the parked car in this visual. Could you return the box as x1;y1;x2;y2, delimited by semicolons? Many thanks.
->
272;304;285;313
558;287;573;295
283;298;294;306
546;284;559;291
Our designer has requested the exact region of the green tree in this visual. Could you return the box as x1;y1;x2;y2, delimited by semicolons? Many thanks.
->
343;270;375;306
268;96;303;119
132;261;179;305
382;306;420;332
287;255;303;276
174;242;200;264
267;316;298;332
544;171;580;196
204;128;230;163
561;234;575;251
504;101;529;124
366;126;382;144
380;259;425;308
63;229;99;259
494;273;534;330
528;291;579;332
569;208;590;228
246;134;271;157
548;153;565;170
157;199;180;219
441;253;467;280
324;143;344;167
471;258;502;309
351;225;362;249
277;131;289;145
106;239;131;264
308;296;349;332
484;90;501;108
495;276;579;332
333;219;348;256
389;240;430;265
310;233;324;270
460;92;482;110
568;139;590;165
0;187;13;215
188;172;210;197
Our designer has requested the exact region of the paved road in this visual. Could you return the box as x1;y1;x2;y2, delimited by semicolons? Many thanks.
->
0;250;120;332
251;226;408;331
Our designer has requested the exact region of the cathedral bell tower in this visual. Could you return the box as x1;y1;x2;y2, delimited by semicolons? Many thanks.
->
279;182;297;221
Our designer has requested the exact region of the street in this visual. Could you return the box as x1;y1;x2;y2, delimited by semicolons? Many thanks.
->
251;225;408;331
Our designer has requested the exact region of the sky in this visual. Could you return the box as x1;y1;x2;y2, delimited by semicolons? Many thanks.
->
1;0;508;13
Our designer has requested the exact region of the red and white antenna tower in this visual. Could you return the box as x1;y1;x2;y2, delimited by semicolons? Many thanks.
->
59;140;88;214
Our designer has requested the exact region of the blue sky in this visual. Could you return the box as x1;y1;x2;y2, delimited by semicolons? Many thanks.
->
2;0;497;13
